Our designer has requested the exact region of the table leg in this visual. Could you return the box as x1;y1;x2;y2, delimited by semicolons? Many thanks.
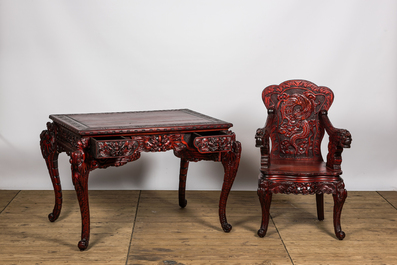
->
178;158;189;208
40;123;63;222
219;141;242;232
70;149;91;251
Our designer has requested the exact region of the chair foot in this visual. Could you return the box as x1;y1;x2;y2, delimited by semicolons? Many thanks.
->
78;239;88;251
257;228;267;238
335;230;345;240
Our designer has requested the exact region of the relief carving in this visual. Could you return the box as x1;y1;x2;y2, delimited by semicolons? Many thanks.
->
132;134;186;152
262;81;334;159
194;135;233;153
277;92;317;157
96;140;139;158
57;126;83;151
260;179;344;195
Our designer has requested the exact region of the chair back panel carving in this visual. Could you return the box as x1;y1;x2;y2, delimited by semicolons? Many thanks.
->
262;80;334;161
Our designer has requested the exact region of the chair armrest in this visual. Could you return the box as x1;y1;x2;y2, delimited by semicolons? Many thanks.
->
319;110;352;170
255;109;275;170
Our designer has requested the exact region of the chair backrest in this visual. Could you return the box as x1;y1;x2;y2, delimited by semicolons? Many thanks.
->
262;80;334;161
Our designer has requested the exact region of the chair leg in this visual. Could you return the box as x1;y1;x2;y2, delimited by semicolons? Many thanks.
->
333;187;347;240
316;193;324;221
257;183;272;238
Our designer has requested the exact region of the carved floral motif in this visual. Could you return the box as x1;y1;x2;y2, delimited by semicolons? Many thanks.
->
96;140;138;158
128;134;186;152
194;135;233;153
143;135;173;151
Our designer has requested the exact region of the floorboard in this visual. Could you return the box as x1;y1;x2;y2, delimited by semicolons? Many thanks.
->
127;191;291;264
0;190;396;264
0;190;139;265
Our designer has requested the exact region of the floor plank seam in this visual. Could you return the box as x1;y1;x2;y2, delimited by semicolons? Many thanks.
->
125;190;142;265
376;191;397;210
270;214;295;265
0;190;21;214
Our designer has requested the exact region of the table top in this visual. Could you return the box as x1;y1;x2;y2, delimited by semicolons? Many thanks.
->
50;109;233;136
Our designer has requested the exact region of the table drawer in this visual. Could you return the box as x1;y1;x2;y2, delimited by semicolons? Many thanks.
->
91;136;139;158
193;131;234;153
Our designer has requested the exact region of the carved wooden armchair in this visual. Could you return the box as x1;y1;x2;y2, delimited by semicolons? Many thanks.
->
255;80;352;240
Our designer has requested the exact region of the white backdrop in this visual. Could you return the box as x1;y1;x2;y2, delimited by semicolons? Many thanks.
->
0;0;396;191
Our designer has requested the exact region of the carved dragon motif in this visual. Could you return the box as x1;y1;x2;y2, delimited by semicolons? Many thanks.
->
277;92;317;156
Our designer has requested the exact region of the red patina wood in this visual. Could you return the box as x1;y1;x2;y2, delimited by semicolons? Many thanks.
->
40;109;241;250
255;80;352;239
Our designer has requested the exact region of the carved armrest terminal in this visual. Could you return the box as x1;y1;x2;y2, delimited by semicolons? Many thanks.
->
320;110;352;170
255;109;275;170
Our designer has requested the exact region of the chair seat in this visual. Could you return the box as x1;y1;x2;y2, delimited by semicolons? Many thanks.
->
261;160;342;177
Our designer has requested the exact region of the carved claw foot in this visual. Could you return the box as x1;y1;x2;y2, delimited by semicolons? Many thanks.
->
221;222;232;233
257;228;267;238
78;239;88;251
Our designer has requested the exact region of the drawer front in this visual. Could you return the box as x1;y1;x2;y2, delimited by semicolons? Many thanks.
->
193;132;234;153
91;137;139;158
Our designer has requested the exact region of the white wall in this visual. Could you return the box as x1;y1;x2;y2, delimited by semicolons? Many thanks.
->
1;0;396;191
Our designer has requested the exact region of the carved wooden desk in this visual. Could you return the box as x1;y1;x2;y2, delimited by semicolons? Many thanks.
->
40;109;241;250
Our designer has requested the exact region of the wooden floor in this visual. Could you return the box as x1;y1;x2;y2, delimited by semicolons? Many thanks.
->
0;190;396;265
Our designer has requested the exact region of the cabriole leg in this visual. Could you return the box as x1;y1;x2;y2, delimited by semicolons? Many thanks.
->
70;149;91;250
40;122;63;222
257;178;272;238
219;141;241;232
178;158;189;208
333;181;347;240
